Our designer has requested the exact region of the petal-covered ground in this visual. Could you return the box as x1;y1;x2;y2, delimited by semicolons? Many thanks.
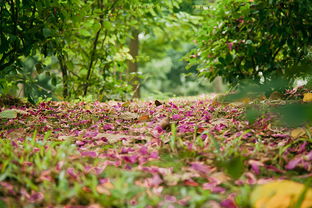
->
0;96;311;207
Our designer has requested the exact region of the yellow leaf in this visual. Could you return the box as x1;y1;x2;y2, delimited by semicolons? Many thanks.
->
122;101;131;108
84;104;92;110
96;181;114;195
138;114;150;122
120;112;138;120
269;91;283;100
303;93;312;102
250;180;312;208
210;172;230;183
291;128;306;139
240;97;251;104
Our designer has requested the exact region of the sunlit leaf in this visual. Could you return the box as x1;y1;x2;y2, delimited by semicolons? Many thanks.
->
103;21;112;30
0;110;17;119
250;180;312;208
138;114;150;122
291;128;306;139
303;93;312;102
221;156;245;180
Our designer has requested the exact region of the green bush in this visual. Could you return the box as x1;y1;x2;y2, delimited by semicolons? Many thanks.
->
188;0;312;86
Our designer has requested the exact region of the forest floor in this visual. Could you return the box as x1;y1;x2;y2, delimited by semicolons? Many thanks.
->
0;93;312;208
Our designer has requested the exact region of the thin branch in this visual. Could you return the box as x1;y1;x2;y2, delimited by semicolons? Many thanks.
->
107;0;120;13
83;0;104;96
68;69;81;79
272;39;286;61
58;54;69;98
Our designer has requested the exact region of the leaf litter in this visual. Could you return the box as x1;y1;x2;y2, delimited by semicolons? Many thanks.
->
0;96;311;207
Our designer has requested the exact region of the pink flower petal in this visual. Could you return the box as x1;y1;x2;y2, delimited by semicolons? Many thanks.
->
139;146;149;155
271;134;289;138
172;114;182;120
29;191;44;203
150;151;159;159
305;150;312;160
146;174;163;187
190;162;211;173
220;198;237;208
285;157;302;170
80;151;97;158
165;195;177;202
67;168;78;179
103;124;114;130
248;160;263;175
227;42;233;51
122;155;138;164
203;183;226;193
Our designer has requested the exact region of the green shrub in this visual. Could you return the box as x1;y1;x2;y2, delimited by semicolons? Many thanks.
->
188;0;312;86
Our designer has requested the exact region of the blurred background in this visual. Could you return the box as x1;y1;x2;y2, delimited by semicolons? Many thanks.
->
0;0;225;103
1;0;312;103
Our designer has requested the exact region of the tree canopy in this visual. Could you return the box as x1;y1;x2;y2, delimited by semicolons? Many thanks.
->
187;0;312;87
1;0;195;102
1;0;312;101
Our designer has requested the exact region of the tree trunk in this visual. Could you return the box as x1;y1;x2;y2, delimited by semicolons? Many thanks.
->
83;0;104;96
127;30;140;98
58;54;69;98
17;83;24;97
213;76;224;93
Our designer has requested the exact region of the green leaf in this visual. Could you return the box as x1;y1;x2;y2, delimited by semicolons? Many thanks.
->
223;155;245;179
225;53;233;64
103;21;112;30
35;63;43;74
245;40;252;44
245;107;262;124
43;28;52;38
0;110;17;119
0;199;7;208
218;57;226;65
51;76;57;86
92;22;101;31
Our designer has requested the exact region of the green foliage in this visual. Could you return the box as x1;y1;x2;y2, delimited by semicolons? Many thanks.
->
220;79;312;127
1;0;188;101
272;103;312;127
0;0;61;71
141;45;215;99
221;155;245;180
188;0;312;86
0;0;76;101
138;1;215;99
0;110;17;119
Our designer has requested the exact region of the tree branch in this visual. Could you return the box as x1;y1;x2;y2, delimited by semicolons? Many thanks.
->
108;0;120;13
58;54;69;98
83;0;104;96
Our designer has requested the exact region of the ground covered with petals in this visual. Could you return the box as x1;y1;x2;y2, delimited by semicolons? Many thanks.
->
0;96;311;207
